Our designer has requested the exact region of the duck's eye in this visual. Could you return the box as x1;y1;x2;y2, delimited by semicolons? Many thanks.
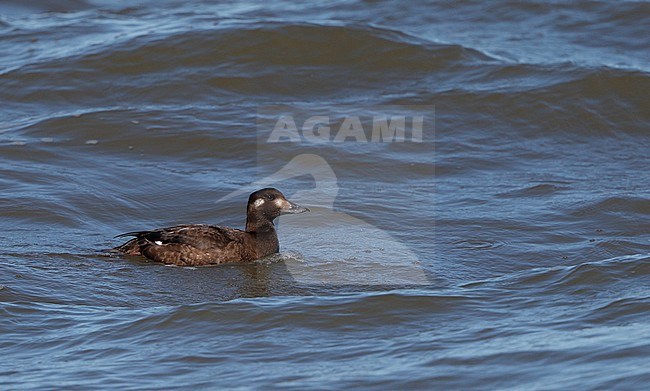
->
266;194;275;201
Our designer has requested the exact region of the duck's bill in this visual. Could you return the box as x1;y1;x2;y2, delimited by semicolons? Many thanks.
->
281;200;310;214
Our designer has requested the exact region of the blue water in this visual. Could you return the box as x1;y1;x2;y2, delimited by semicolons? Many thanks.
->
1;1;649;389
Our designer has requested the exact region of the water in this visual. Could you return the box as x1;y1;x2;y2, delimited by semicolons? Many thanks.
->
1;0;649;389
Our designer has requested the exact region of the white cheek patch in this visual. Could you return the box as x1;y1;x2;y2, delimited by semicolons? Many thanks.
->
155;241;163;245
254;198;265;207
275;199;284;208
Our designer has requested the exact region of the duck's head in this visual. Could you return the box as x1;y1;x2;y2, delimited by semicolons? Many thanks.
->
247;188;309;224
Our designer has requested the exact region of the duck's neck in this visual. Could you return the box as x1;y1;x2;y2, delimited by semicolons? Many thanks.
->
245;215;279;258
245;214;276;234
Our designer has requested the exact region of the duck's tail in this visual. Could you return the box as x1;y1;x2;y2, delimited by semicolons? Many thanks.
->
113;237;143;255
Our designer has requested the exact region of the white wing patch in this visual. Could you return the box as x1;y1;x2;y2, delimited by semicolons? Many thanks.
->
155;241;163;245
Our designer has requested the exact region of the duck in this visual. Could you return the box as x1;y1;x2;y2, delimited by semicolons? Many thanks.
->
114;188;309;266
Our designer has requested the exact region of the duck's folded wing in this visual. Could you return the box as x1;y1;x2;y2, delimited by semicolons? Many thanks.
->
116;224;246;250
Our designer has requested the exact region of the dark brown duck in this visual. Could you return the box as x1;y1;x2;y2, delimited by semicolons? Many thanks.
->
114;188;309;266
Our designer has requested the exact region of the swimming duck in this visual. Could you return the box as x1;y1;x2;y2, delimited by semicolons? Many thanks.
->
114;188;309;266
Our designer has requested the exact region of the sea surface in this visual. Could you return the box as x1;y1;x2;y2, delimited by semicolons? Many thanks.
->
1;0;649;389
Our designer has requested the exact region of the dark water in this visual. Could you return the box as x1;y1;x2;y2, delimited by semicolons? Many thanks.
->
2;0;650;389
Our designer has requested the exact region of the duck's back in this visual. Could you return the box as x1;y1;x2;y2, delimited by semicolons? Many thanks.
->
115;224;258;266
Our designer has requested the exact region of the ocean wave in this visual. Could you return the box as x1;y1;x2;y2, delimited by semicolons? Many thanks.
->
109;290;479;333
0;0;92;15
4;22;488;75
1;290;480;350
463;253;650;296
0;22;492;107
581;296;650;326
570;196;650;217
426;65;649;138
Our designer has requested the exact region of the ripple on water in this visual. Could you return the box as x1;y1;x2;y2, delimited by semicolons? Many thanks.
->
452;239;507;250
